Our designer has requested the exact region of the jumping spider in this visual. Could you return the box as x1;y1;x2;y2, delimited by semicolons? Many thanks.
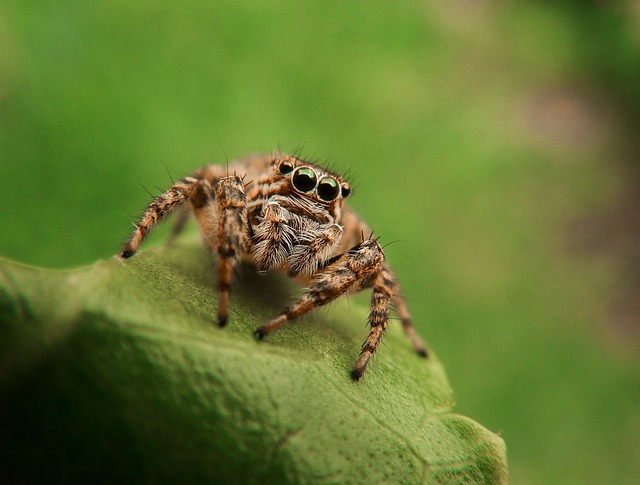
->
120;153;428;380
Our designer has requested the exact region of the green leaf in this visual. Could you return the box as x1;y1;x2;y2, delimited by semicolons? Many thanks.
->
0;239;506;484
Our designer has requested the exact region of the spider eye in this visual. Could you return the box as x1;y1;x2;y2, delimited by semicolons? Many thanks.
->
292;167;318;192
317;177;340;202
279;159;294;174
341;183;351;198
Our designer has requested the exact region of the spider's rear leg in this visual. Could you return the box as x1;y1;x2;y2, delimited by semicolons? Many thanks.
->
120;177;198;259
165;206;190;247
192;175;250;327
385;265;429;358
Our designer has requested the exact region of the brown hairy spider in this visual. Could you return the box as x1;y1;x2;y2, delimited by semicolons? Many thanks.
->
120;153;428;380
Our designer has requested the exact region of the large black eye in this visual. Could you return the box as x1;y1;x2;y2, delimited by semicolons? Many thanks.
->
317;177;340;201
341;183;351;198
279;159;294;174
292;167;317;192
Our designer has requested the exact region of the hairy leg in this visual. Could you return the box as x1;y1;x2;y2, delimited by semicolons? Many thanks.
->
191;175;250;326
165;206;191;247
352;272;391;381
120;177;198;259
383;264;429;357
351;263;431;379
255;238;386;380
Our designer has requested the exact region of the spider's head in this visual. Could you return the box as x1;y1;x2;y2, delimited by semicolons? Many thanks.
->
274;156;352;205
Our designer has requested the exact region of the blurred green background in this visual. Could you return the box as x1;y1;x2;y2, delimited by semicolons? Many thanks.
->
1;0;639;483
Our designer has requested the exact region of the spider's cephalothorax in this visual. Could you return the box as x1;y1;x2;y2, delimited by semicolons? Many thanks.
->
120;153;428;380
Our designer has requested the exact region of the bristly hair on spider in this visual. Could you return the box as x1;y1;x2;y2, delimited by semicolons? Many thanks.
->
119;152;429;380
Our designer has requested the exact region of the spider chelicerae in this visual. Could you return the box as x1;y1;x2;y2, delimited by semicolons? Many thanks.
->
120;153;428;380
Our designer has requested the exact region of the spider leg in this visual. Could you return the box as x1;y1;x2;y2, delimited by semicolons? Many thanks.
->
165;206;190;246
351;263;431;379
384;263;429;358
351;270;392;381
255;238;386;378
120;177;198;258
191;175;250;327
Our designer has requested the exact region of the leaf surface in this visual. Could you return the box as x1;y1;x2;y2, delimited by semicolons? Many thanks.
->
0;240;506;484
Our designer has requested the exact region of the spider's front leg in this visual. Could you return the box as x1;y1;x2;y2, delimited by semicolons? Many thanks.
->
120;177;199;258
254;238;387;380
351;266;413;380
191;175;250;327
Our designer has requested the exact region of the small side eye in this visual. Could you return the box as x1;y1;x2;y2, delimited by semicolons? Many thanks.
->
341;183;351;198
292;167;318;192
317;177;340;202
279;159;294;174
